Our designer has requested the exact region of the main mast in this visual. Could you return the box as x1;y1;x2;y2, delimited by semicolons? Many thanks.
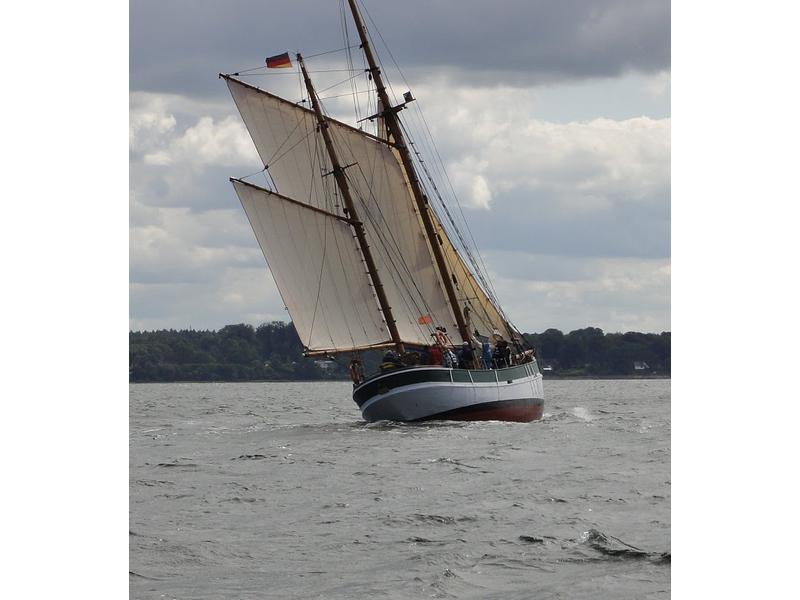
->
298;54;405;354
345;0;471;345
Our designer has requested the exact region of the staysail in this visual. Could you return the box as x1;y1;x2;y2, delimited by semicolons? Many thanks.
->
225;76;455;347
232;179;391;352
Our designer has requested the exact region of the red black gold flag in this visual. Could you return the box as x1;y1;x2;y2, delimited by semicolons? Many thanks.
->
265;52;292;69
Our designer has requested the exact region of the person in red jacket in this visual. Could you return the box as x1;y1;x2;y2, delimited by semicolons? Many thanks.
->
429;344;442;366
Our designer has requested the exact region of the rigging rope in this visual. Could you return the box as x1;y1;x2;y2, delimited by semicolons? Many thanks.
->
304;45;361;59
356;0;519;335
235;4;527;347
340;0;362;124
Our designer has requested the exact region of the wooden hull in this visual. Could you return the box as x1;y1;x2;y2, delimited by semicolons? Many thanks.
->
352;363;545;423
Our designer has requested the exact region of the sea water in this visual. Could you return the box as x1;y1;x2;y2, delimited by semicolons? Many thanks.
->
130;379;670;599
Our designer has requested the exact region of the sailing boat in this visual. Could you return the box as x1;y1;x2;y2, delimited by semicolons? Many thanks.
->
223;0;544;422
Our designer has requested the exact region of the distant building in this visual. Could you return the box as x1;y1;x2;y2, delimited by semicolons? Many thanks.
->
314;359;336;372
633;361;650;371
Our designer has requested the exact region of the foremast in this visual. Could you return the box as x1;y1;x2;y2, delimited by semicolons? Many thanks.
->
345;0;471;345
298;53;405;355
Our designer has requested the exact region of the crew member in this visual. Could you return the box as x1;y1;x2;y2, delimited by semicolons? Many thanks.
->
348;358;364;386
380;351;402;372
481;341;493;369
458;342;473;369
429;344;443;366
443;347;457;369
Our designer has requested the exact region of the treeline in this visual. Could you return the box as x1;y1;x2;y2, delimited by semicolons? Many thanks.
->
129;322;343;382
523;327;670;376
129;322;670;382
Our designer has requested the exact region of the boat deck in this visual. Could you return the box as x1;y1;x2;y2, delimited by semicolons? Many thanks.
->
359;361;540;385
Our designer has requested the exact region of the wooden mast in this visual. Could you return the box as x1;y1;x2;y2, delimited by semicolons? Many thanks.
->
298;54;405;354
345;0;470;345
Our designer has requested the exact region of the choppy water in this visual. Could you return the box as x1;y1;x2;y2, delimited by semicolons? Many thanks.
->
130;379;670;599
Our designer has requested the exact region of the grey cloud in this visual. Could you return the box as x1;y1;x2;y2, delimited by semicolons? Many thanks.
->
129;1;670;333
131;164;258;211
488;253;670;333
131;0;670;97
452;186;670;259
130;269;288;331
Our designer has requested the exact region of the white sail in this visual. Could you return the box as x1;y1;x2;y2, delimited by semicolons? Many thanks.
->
232;179;391;352
226;77;455;346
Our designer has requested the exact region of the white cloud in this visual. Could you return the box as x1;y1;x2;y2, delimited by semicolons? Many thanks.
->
129;76;670;332
129;95;176;155
449;158;494;209
644;70;671;98
487;251;671;333
129;266;287;331
130;93;258;168
410;82;670;218
129;196;260;285
128;192;288;330
158;115;256;167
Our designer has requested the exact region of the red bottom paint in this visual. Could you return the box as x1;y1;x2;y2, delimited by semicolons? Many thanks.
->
421;399;544;423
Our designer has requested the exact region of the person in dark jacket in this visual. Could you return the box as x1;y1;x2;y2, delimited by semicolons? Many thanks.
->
493;340;510;368
380;351;402;372
457;342;473;369
481;341;493;369
419;345;431;365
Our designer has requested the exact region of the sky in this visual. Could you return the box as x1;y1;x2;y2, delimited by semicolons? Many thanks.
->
130;0;671;334
8;4;797;593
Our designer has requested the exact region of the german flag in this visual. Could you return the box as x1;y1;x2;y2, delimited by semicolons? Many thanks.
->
265;52;292;69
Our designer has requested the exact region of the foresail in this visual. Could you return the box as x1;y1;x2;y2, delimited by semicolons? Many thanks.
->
232;179;391;352
226;76;455;346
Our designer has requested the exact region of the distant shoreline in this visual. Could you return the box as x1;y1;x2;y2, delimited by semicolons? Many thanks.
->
129;374;671;384
130;324;670;383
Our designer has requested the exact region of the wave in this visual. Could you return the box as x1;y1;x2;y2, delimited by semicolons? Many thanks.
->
129;571;162;581
231;453;269;460
572;407;594;421
518;535;545;543
155;460;198;468
430;457;480;469
580;529;669;563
